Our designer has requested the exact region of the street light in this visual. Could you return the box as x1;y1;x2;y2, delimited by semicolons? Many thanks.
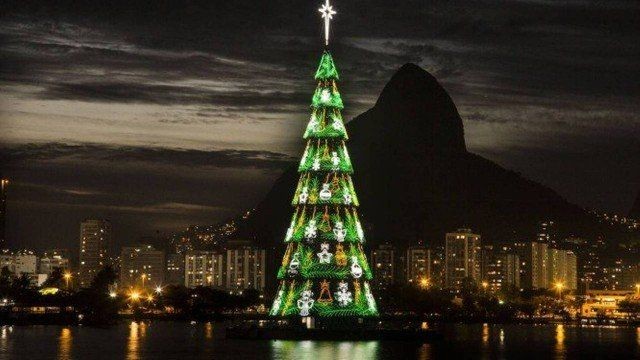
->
63;272;72;289
109;291;117;298
129;291;140;302
155;286;163;295
141;274;147;289
419;277;430;289
555;282;564;300
482;281;489;293
635;283;640;296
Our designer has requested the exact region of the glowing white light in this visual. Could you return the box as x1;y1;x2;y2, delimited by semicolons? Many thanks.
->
318;0;337;46
317;242;333;264
335;281;352;307
297;290;315;316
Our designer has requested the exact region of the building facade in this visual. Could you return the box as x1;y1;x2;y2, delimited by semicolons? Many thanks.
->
482;246;520;292
184;250;224;288
225;242;266;294
0;250;38;275
547;248;578;291
165;253;185;286
39;254;70;276
405;246;431;287
119;244;165;290
371;244;395;290
530;241;549;289
445;229;481;290
79;219;111;288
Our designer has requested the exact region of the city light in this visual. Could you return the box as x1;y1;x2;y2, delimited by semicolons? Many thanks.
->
63;272;72;289
155;286;163;294
129;291;140;301
419;277;430;289
555;282;564;299
109;292;117;298
482;281;489;291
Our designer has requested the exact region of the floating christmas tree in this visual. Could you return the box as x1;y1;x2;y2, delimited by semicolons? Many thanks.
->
269;0;378;318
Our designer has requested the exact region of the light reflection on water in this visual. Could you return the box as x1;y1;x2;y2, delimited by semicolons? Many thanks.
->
128;321;147;360
58;327;72;360
271;339;379;360
0;322;637;359
555;324;565;358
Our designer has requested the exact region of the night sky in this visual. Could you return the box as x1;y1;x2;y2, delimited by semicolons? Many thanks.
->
1;1;639;252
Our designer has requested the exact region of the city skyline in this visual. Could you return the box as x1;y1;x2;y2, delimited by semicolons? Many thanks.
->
1;1;639;250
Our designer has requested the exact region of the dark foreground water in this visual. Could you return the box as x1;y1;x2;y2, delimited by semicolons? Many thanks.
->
0;322;638;359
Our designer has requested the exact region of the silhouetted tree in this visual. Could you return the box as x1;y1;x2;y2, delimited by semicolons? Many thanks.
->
42;267;63;288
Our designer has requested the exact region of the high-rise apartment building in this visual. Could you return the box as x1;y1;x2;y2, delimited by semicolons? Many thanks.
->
405;246;431;287
445;229;481;290
184;250;225;288
0;250;38;275
165;253;185;285
565;251;578;291
482;246;520;292
184;241;266;294
225;241;266;294
371;244;395;290
530;241;549;289
547;248;578;291
119;244;165;290
79;219;111;288
39;253;70;276
537;220;557;246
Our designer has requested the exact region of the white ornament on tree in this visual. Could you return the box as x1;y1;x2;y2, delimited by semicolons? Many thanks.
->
304;219;318;240
298;186;309;204
364;282;377;312
300;147;309;167
316;242;333;264
331;117;343;131
288;253;300;276
285;225;294;242
335;281;352;307
355;219;364;242
331;151;340;170
297;290;315;316
333;221;346;242
343;187;352;205
271;289;284;314
312;156;321;171
320;88;331;103
308;113;319;131
350;256;363;278
319;183;332;201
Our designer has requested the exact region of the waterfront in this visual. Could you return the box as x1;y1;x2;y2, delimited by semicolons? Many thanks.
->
0;322;637;359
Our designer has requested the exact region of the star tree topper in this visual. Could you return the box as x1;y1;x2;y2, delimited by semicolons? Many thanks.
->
319;0;337;46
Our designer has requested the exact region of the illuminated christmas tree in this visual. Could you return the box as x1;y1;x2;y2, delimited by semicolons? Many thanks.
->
269;0;378;318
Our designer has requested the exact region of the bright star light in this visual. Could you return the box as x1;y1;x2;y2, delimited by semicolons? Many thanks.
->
318;0;337;46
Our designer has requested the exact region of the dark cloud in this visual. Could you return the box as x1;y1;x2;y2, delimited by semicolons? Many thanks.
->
1;143;295;170
1;0;639;250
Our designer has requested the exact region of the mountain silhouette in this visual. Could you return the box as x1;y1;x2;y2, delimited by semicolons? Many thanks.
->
239;63;593;248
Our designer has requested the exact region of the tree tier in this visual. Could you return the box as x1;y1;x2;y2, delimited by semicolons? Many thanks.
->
269;279;378;317
298;140;352;173
292;173;359;206
284;206;365;244
311;82;344;109
303;107;348;140
277;242;373;281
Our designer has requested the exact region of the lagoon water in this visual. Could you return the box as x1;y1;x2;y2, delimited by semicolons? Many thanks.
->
0;322;638;359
